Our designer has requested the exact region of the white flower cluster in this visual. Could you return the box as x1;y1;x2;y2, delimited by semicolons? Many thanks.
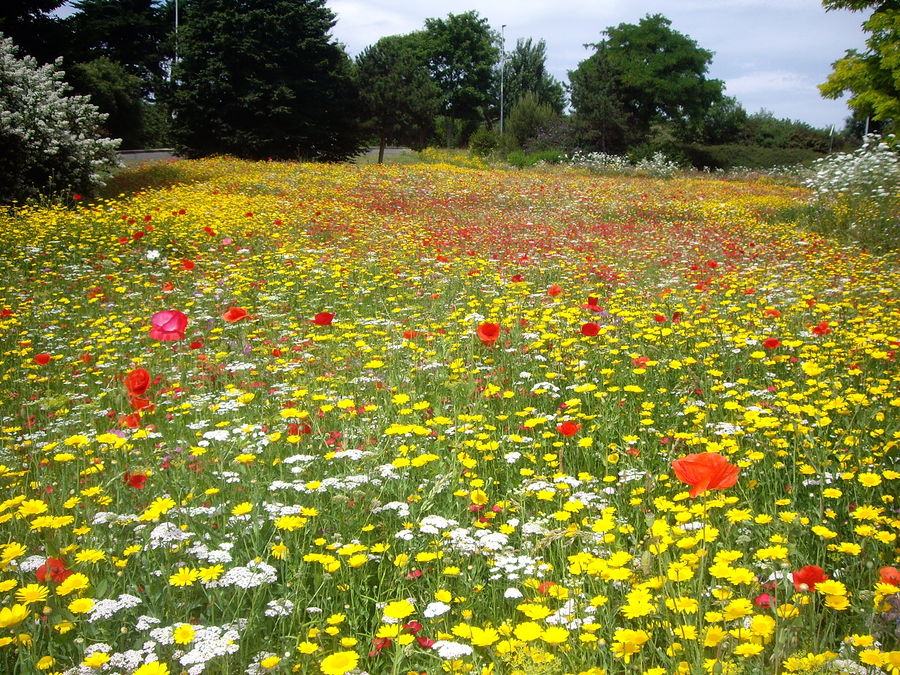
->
568;150;680;178
802;134;900;201
0;35;119;202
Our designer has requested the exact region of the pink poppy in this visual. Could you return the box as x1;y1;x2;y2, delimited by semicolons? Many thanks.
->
150;310;188;341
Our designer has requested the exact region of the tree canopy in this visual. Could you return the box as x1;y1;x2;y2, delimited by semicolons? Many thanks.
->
570;14;723;152
819;0;898;129
423;11;498;123
355;34;440;162
500;38;566;114
171;0;363;160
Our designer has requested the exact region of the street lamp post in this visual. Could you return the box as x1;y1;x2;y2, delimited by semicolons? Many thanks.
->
500;24;506;136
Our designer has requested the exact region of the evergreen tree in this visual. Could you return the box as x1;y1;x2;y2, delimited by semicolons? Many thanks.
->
172;0;363;160
356;34;440;162
499;38;565;115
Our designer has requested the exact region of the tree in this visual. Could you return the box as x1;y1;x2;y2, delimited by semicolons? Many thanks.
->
423;11;498;145
506;91;559;148
356;34;440;162
0;36;119;203
700;96;748;144
64;0;170;96
819;1;898;130
0;1;68;63
570;14;723;151
171;0;364;161
568;48;630;153
68;57;146;148
499;38;565;115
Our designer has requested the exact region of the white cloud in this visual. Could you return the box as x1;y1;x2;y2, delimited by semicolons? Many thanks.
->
725;70;816;97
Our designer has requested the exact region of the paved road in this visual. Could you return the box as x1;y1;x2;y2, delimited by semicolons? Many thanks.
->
116;147;413;165
118;149;177;165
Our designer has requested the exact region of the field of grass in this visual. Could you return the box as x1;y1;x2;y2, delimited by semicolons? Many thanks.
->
0;157;898;675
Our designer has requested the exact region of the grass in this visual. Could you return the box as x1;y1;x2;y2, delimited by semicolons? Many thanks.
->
0;157;897;675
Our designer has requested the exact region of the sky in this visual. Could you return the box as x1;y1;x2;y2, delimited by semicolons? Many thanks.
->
326;0;870;129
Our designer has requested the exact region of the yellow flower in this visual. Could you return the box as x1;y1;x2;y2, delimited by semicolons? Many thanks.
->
134;662;170;675
382;600;414;620
82;652;110;668
173;623;196;644
260;656;281;669
169;568;201;587
56;573;89;596
540;626;570;644
0;604;30;628
68;597;95;614
815;580;847;596
514;622;543;642
319;650;359;675
15;584;48;605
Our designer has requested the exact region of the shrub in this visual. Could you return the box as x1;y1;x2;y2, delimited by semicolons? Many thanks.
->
796;135;899;250
469;126;499;157
0;35;119;204
568;150;679;178
682;144;824;170
505;149;566;169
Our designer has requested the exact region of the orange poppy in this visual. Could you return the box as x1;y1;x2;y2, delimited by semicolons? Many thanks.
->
222;307;249;322
476;322;500;346
671;452;739;498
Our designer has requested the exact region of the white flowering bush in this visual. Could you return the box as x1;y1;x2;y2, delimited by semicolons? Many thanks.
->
799;135;899;249
567;150;680;178
0;35;119;204
802;135;899;200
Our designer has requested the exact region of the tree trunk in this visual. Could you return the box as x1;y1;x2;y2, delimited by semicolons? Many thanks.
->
378;134;386;164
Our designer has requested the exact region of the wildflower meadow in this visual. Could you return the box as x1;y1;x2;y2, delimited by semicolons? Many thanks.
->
0;157;898;675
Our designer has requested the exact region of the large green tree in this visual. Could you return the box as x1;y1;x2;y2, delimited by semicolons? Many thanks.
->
819;0;898;130
355;34;440;162
568;48;630;153
64;0;170;95
499;38;565;114
423;11;498;145
171;0;363;160
0;1;67;63
570;14;723;151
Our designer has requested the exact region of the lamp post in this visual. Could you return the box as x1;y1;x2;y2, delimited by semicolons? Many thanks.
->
500;24;506;136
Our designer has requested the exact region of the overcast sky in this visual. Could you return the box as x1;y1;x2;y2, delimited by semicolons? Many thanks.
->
327;0;869;129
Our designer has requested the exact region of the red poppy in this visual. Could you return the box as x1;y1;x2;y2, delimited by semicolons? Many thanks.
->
129;396;154;411
792;565;828;592
580;323;599;337
556;421;581;436
633;356;650;367
754;593;774;608
583;296;602;312
189;341;203;350
548;285;563;297
764;308;782;318
402;330;421;340
124;368;150;396
762;337;781;350
123;471;148;489
879;566;900;586
36;557;73;583
313;312;335;326
222;307;249;322
812;321;831;336
671;452;740;498
181;259;195;271
511;274;524;283
119;412;141;429
33;353;51;365
161;281;175;292
653;314;667;323
476;322;500;346
149;310;188;341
